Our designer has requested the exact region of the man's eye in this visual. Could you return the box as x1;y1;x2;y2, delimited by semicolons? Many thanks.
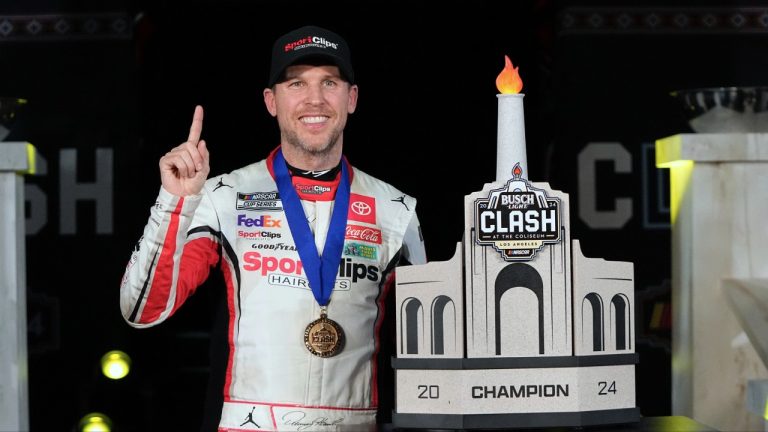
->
323;80;337;87
288;81;304;88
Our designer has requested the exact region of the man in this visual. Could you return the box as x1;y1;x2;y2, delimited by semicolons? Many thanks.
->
120;25;426;431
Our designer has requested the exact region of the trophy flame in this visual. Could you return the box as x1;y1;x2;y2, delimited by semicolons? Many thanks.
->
496;55;523;95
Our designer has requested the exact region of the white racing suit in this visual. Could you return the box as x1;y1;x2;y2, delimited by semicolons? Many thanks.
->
120;150;426;431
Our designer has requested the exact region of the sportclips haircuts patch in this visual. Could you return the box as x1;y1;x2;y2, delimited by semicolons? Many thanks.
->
474;165;561;261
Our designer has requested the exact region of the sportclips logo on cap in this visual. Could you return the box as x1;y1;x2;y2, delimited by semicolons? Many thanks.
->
284;35;339;52
269;26;353;87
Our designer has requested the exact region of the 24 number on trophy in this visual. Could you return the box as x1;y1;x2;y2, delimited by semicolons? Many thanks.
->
598;381;617;395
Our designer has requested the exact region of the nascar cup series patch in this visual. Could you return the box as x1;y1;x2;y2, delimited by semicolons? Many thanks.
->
236;191;283;211
474;164;561;261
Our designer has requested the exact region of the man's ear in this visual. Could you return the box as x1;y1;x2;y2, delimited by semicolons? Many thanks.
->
263;88;277;117
347;84;359;114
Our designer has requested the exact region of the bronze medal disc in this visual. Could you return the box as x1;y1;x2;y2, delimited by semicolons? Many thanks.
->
304;315;345;357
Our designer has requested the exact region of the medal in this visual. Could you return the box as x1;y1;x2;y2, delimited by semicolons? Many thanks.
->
304;306;345;357
272;148;351;358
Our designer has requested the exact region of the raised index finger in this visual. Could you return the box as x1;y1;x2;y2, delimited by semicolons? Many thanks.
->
187;105;204;144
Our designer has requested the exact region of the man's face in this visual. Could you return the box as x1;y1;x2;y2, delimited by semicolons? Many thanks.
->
264;64;358;158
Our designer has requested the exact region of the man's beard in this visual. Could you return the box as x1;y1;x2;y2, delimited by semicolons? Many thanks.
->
282;124;343;157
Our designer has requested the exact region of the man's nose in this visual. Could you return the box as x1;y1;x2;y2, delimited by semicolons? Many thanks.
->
305;84;325;104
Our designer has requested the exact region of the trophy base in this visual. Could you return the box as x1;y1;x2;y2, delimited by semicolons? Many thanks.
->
392;355;640;430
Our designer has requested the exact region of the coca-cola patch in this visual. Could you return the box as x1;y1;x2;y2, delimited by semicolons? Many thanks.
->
345;224;382;244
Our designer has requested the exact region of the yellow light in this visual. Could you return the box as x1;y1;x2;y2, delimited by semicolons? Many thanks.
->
656;159;693;169
26;143;37;175
667;160;694;225
83;422;109;432
655;135;695;225
79;412;112;432
763;397;768;420
655;134;683;168
101;350;131;380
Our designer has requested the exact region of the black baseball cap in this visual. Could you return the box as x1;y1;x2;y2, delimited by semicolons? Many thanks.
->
268;25;354;87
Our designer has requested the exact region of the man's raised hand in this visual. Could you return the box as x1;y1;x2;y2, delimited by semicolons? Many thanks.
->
159;105;211;197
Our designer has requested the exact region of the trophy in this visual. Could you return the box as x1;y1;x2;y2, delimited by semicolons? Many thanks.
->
392;58;640;429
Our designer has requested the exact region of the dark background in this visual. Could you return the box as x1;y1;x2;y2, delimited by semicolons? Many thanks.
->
3;0;767;430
